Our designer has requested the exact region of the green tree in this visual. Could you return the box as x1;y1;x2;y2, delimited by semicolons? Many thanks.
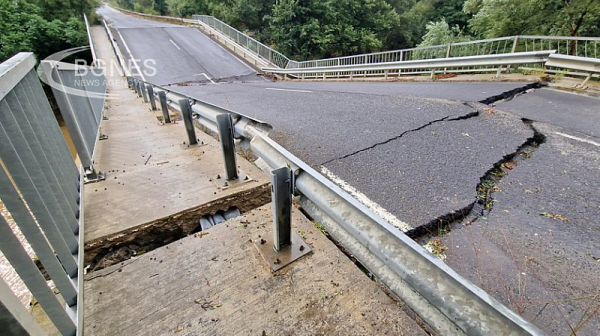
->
417;18;470;47
269;0;400;60
153;0;169;15
464;0;600;38
0;0;87;62
231;0;275;32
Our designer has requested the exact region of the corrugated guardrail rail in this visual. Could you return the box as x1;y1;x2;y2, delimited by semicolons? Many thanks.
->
124;73;547;335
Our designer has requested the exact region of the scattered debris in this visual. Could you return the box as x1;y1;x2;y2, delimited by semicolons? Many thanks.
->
425;239;447;259
540;212;570;222
194;297;222;311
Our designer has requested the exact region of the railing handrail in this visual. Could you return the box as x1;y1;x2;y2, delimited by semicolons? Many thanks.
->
288;35;600;68
263;50;555;75
191;14;290;68
83;13;97;64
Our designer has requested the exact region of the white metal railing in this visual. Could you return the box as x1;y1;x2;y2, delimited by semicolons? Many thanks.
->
191;15;291;68
288;35;600;69
186;14;599;81
0;52;85;336
262;51;556;79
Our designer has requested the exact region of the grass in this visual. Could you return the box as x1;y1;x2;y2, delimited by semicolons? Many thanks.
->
313;221;329;236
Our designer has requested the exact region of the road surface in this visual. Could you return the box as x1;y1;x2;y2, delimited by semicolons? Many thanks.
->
99;6;600;334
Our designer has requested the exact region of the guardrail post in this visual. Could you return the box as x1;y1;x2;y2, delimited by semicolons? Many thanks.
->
579;73;592;88
158;91;171;123
178;99;197;146
140;82;149;103
146;85;156;110
253;164;311;271
136;80;142;98
216;113;238;180
272;166;292;251
444;44;452;74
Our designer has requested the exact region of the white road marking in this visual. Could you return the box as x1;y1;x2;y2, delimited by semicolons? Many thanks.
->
265;88;312;93
194;73;216;84
117;29;146;81
169;39;181;50
555;132;600;147
320;166;413;232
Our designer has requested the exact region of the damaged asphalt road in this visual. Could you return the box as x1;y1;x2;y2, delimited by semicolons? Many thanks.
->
100;8;600;334
323;105;534;229
443;123;600;335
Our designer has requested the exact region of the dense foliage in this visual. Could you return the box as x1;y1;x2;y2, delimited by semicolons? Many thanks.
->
464;0;600;38
0;0;97;62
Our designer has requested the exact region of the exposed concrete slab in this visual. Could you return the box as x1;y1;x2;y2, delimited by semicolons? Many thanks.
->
85;26;270;259
84;205;426;335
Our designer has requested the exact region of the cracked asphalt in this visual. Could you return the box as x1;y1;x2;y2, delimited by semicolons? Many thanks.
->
100;7;600;334
443;123;600;335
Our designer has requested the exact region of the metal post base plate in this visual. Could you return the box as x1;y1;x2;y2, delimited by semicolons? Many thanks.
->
212;170;252;190
254;231;312;272
84;171;106;184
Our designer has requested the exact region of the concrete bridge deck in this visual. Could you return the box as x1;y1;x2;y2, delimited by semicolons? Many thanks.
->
41;24;429;336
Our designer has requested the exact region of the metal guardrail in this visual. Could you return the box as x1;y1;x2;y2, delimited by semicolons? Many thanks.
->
263;50;556;79
288;35;600;69
545;53;600;87
191;15;291;68
103;19;132;77
40;60;108;183
0;52;85;336
184;14;598;82
126;75;546;335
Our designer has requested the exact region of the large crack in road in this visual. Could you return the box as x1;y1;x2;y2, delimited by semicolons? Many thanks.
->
321;111;481;166
406;117;547;240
